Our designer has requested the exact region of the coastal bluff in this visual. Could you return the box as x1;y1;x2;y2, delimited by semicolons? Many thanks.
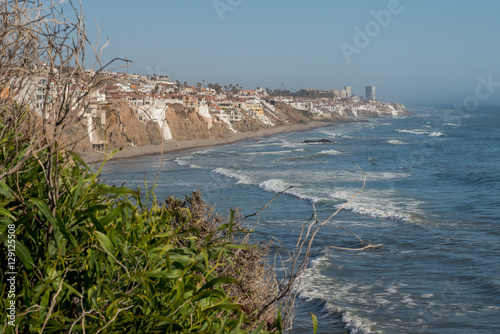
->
74;97;409;162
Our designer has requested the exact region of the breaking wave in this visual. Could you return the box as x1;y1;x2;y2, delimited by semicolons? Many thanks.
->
386;140;409;145
212;168;252;184
396;129;446;137
298;256;384;334
174;157;202;169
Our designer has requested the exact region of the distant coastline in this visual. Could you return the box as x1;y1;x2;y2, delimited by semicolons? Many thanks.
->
78;120;348;163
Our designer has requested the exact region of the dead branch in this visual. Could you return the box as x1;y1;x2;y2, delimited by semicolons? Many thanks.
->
251;162;375;325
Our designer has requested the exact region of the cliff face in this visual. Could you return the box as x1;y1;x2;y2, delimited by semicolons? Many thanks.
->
61;121;93;152
273;102;311;124
95;100;163;149
232;112;267;132
75;98;351;154
164;104;231;140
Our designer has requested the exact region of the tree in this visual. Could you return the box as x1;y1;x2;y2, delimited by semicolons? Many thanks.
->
214;82;223;94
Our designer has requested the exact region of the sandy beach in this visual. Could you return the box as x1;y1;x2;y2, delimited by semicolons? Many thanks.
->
78;121;344;163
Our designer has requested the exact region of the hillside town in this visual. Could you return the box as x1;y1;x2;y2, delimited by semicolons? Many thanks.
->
12;68;409;152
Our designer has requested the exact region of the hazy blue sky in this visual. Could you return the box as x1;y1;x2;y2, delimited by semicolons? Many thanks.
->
80;0;500;105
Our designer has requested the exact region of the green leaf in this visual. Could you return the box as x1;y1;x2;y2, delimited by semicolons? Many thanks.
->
90;187;139;197
55;213;78;248
40;290;51;309
23;271;31;307
32;198;77;248
153;231;175;239
89;214;106;234
68;151;92;172
225;244;249;250
310;313;318;334
146;269;183;279
72;174;84;205
99;203;126;226
79;205;109;214
199;277;238;292
204;303;240;312
95;231;116;257
15;240;34;270
0;181;16;200
276;309;283;332
250;321;266;334
216;223;231;231
0;207;15;220
176;278;185;301
31;198;56;227
191;289;226;302
62;282;84;299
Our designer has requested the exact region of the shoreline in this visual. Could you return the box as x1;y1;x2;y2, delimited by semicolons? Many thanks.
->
78;120;347;163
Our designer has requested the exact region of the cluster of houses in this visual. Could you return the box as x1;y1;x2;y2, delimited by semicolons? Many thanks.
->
6;68;407;147
96;71;407;127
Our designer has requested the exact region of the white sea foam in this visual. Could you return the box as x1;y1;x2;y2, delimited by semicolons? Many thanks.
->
298;259;383;334
318;130;356;139
385;287;398;294
317;149;344;156
429;132;445;137
386;140;409;145
259;179;289;193
259;179;330;203
212;168;252;184
397;129;446;137
365;172;411;181
279;140;304;148
443;123;461;126
174;158;202;169
396;129;429;135
342;204;411;221
396;129;428;135
330;188;421;221
318;130;344;138
174;157;190;165
401;294;418;307
341;311;383;334
243;149;303;156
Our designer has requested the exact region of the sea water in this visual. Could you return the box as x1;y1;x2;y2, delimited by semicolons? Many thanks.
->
101;106;500;333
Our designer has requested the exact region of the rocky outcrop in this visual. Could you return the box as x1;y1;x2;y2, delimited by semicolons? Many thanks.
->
302;139;332;143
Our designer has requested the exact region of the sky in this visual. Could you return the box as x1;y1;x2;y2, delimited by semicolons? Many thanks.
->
78;0;500;105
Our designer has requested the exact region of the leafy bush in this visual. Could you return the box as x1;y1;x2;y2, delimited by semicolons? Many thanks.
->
0;118;282;333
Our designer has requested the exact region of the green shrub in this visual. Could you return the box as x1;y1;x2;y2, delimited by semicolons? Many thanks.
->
0;119;282;333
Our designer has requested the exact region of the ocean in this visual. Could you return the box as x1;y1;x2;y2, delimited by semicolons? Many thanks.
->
100;106;500;334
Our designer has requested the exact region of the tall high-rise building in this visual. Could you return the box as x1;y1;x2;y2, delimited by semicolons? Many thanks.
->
344;86;352;97
365;86;376;100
